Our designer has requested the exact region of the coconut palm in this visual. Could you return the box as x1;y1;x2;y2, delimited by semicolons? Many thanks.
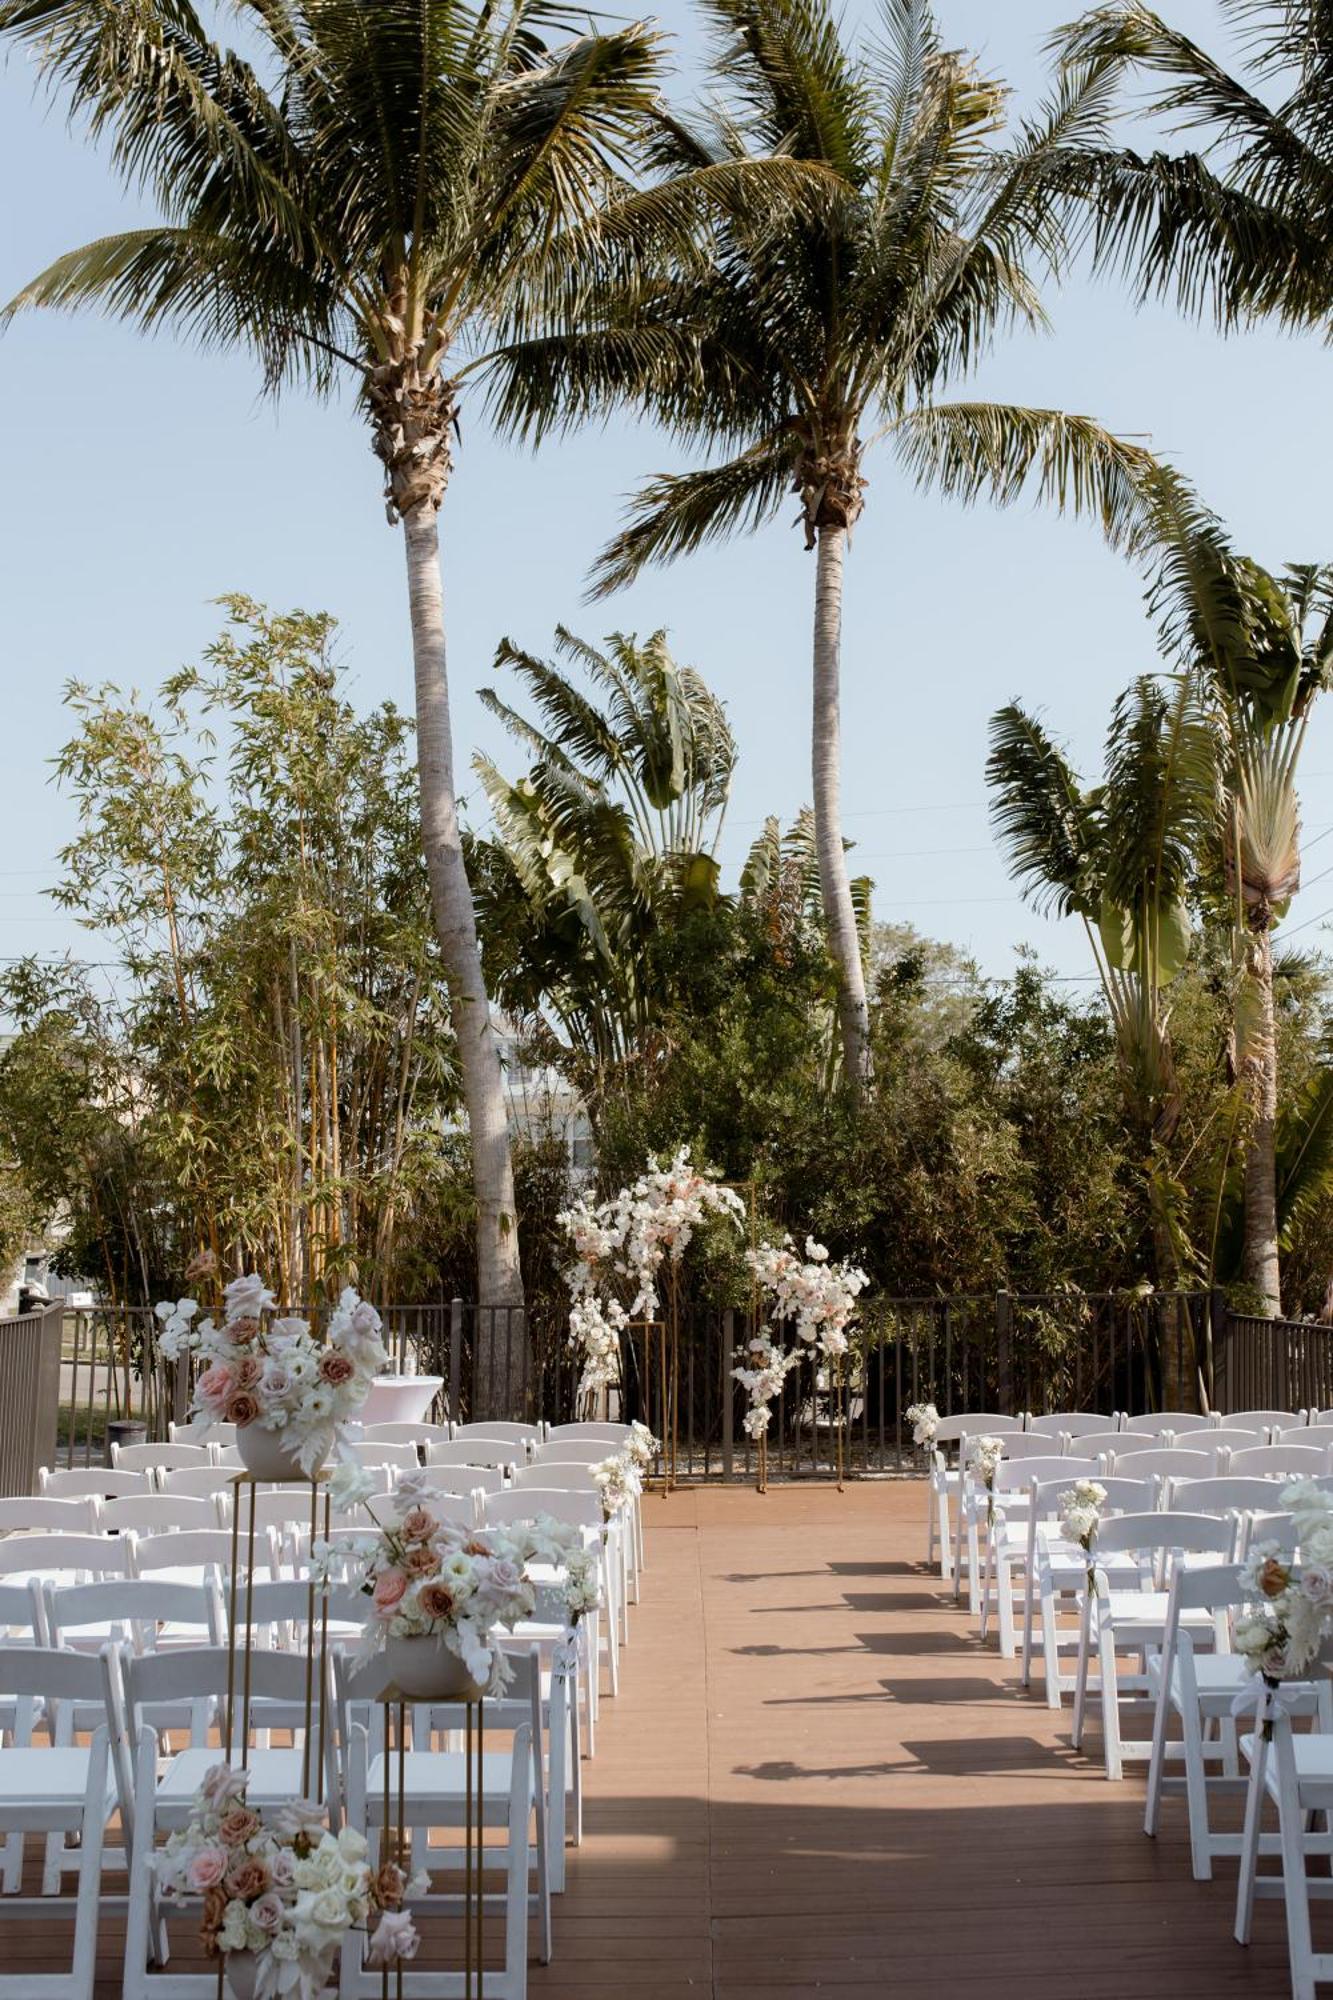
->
987;678;1219;1313
0;0;667;1343
493;0;1160;1095
468;627;736;1098
1055;1;1333;336
1129;471;1333;1311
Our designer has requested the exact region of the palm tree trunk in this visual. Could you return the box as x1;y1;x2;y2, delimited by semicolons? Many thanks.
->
811;523;872;1095
401;500;525;1400
1242;925;1282;1316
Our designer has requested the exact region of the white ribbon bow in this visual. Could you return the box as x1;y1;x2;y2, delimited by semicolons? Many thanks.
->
1231;1678;1293;1727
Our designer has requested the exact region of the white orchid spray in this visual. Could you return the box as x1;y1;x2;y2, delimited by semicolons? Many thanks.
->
732;1332;797;1440
905;1401;939;1449
624;1421;660;1476
557;1147;745;1399
746;1235;868;1359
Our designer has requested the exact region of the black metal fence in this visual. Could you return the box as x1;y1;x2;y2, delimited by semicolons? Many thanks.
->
21;1288;1333;1480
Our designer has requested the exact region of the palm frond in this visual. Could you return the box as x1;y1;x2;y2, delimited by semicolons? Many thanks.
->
588;432;801;598
893;400;1158;548
986;704;1100;917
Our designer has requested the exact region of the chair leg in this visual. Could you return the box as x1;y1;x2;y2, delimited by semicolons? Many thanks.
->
936;1485;953;1584
122;1728;160;1996
507;1751;532;2000
1182;1701;1214;1880
979;1537;995;1641
1071;1596;1093;1750
1041;1577;1065;1711
1275;1723;1319;2000
997;1553;1017;1660
70;1731;109;2000
531;1731;552;1964
1235;1730;1268;1947
925;1483;936;1569
1144;1679;1167;1838
1098;1619;1123;1781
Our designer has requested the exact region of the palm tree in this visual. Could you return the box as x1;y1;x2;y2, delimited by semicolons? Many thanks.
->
1129;472;1333;1312
987;678;1218;1344
494;0;1161;1095
0;0;666;1350
468;627;736;1104
1055;1;1333;336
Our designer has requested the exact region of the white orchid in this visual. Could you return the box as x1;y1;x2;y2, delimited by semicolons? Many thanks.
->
747;1236;867;1358
905;1401;939;1448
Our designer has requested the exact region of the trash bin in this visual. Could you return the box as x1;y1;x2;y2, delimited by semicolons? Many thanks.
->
105;1418;148;1466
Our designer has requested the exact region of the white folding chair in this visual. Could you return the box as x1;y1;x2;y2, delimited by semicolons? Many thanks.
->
349;1441;422;1471
955;1433;1060;1612
528;1439;615;1465
1217;1410;1302;1436
0;1646;117;1998
167;1420;234;1446
482;1489;617;1706
118;1646;339;1999
0;1534;134;1590
43;1578;224;1659
357;1421;450;1449
1235;1689;1333;1999
1205;1428;1271;1457
511;1463;596;1491
100;1495;225;1537
425;1439;521;1472
500;1594;584;1887
152;1466;238;1503
924;1414;1025;1583
1120;1412;1215;1435
130;1526;274;1588
1071;1510;1236;1779
978;1457;1098;1657
0;1498;101;1535
109;1443;215;1473
338;1669;539;1996
420;1465;507;1499
453;1420;543;1448
1021;1474;1158;1707
1164;1475;1292;1518
1104;1446;1222;1481
1224;1444;1331;1479
37;1468;151;1500
1145;1562;1332;1880
543;1423;630;1444
1279;1424;1333;1449
1025;1412;1118;1441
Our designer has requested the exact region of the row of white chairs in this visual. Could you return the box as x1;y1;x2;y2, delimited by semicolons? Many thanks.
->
924;1417;1333;1998
0;1418;651;1996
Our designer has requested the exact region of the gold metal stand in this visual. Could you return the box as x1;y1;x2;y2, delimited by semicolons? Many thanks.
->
220;1469;331;1998
626;1317;670;1492
377;1689;485;1998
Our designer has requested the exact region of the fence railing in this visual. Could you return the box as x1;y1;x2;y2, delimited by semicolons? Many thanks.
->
23;1288;1333;1478
0;1302;64;1494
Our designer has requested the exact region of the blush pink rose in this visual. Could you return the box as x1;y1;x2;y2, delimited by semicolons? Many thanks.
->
231;1355;263;1391
320;1350;356;1387
373;1568;408;1615
250;1891;284;1934
399;1507;436;1542
186;1847;228;1892
197;1364;234;1406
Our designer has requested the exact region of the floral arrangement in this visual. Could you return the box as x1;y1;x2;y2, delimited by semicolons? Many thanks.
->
153;1763;421;1995
905;1401;939;1449
1231;1479;1333;1728
1057;1478;1107;1585
590;1450;643;1519
968;1434;1005;1525
558;1148;745;1398
746;1236;868;1359
624;1421;660;1475
318;1470;589;1687
733;1331;797;1439
155;1274;389;1475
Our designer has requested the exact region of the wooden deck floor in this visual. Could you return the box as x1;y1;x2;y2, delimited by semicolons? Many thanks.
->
17;1480;1322;1994
530;1480;1309;2000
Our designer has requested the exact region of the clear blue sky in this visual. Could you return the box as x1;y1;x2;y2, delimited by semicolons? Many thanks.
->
2;0;1332;991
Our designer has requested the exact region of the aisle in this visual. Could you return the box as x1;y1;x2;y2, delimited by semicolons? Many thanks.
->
532;1481;1301;1999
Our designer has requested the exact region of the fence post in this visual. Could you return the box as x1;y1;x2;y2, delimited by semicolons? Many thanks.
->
1208;1289;1229;1413
448;1298;464;1424
721;1308;735;1483
995;1291;1014;1416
